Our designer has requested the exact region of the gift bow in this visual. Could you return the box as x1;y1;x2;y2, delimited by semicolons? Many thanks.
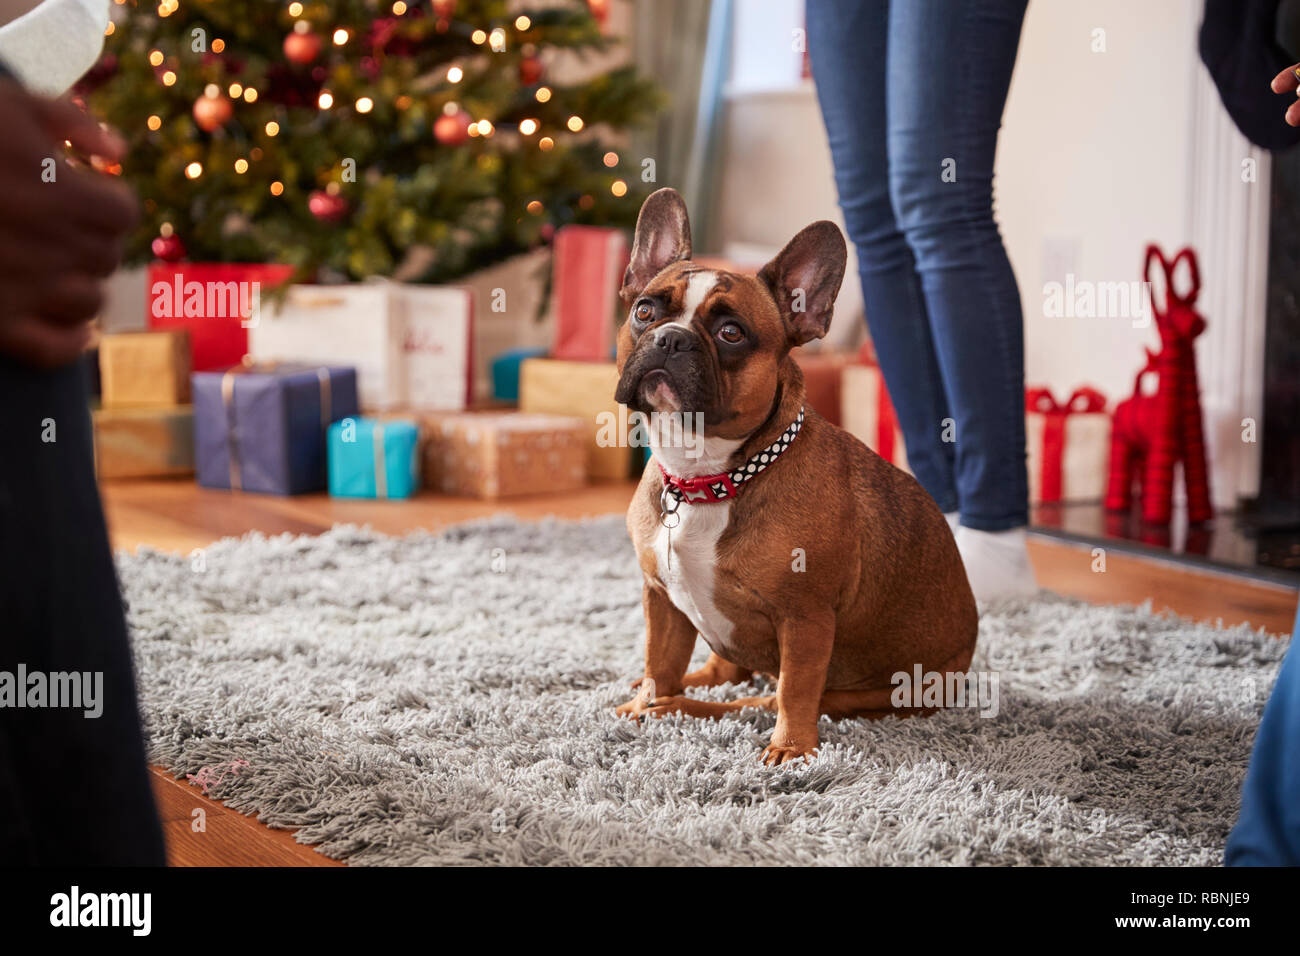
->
1025;385;1107;416
1026;385;1108;503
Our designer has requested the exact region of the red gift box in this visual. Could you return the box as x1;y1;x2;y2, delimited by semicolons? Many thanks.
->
551;226;629;362
147;263;296;371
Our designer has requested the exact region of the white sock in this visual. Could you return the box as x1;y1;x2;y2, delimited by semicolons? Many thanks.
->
955;526;1037;603
943;511;959;534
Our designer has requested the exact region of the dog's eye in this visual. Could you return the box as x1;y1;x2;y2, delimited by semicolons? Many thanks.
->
716;323;745;344
632;301;654;325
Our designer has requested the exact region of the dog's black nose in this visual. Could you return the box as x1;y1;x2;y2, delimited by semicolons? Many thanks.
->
653;326;697;353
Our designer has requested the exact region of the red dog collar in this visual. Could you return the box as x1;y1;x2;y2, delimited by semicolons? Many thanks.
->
658;407;804;505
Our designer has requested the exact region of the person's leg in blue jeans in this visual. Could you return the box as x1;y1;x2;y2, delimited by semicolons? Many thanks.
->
808;0;1033;599
1225;607;1300;865
806;0;959;517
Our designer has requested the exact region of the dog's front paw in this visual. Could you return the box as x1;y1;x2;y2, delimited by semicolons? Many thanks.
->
616;694;732;721
760;733;819;766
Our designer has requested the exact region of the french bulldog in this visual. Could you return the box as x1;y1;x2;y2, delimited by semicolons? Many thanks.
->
614;188;978;765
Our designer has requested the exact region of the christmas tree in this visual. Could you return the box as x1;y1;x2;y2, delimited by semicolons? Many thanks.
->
82;0;662;283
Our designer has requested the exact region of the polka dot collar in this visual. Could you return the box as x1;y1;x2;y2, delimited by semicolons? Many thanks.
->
657;407;805;506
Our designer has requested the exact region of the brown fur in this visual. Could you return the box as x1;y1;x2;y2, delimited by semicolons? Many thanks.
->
613;189;977;765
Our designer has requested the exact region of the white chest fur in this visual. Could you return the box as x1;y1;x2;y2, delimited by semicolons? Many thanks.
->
650;416;741;648
654;500;733;646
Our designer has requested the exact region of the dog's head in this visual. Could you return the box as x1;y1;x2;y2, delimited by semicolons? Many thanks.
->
614;188;847;440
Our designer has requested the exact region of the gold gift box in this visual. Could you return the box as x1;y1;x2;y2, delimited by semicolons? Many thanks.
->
93;405;195;480
421;411;587;499
100;330;191;408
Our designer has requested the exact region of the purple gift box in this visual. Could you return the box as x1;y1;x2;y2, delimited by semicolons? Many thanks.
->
193;363;359;495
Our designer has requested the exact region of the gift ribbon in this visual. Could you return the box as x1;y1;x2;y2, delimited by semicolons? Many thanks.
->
219;360;334;492
876;371;898;465
1025;386;1107;503
373;423;388;499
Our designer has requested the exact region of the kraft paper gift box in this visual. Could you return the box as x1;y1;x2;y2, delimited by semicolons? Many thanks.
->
193;363;359;495
1026;386;1110;504
249;283;473;412
421;411;587;499
551;226;629;362
328;417;420;499
791;348;858;427
841;363;910;473
491;346;548;403
518;358;633;480
99;330;192;408
92;405;195;480
147;262;296;371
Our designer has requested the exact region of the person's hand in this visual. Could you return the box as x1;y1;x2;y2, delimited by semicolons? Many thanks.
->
0;78;137;369
1271;63;1300;127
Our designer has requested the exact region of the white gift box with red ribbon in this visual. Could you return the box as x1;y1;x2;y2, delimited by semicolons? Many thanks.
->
250;281;473;411
842;363;910;473
1025;386;1110;504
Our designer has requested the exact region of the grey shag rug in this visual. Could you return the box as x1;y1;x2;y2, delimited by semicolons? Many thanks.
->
118;516;1286;866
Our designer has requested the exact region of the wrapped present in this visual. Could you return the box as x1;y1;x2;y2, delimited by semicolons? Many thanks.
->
328;417;420;499
519;358;632;480
99;330;191;408
92;405;195;480
1027;386;1110;504
193;363;359;495
791;348;862;427
462;248;554;404
250;284;401;410
491;346;548;403
250;282;473;411
842;363;910;472
421;411;586;498
147;263;295;370
551;226;629;362
396;285;474;411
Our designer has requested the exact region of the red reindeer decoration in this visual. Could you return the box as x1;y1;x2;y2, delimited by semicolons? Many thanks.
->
1104;245;1214;525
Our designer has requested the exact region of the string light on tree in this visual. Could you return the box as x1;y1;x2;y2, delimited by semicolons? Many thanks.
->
447;66;463;83
535;86;551;103
567;115;584;132
611;179;628;197
317;90;334;110
185;161;203;179
355;97;374;114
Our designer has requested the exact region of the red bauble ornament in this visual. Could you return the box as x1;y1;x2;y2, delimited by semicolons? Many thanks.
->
308;190;349;223
431;0;457;18
283;29;323;65
192;93;232;132
519;55;543;85
433;110;471;145
151;233;185;262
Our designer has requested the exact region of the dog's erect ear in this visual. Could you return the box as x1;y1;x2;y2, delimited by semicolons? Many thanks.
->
759;221;847;346
621;187;692;303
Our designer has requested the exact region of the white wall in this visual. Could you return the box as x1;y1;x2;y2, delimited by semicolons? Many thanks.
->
999;0;1201;400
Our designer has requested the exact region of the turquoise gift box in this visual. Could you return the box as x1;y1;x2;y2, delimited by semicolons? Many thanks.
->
327;417;420;499
490;346;548;403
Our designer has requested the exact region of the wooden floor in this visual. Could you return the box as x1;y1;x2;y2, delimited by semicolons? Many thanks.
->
105;477;1298;867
